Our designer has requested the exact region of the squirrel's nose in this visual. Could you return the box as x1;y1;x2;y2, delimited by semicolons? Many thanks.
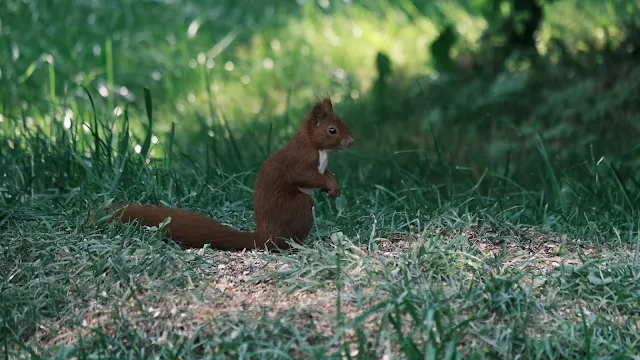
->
347;136;355;147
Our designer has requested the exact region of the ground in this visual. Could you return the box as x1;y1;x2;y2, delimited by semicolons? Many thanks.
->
7;215;637;358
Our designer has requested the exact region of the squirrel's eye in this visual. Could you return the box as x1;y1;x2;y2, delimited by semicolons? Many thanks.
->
328;127;337;134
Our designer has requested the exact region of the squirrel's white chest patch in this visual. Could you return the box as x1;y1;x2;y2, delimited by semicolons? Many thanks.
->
318;150;328;174
297;151;329;195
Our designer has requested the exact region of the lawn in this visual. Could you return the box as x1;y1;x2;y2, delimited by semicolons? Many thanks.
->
1;0;640;358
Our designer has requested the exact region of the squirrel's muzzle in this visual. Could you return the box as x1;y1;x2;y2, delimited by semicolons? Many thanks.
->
342;136;355;148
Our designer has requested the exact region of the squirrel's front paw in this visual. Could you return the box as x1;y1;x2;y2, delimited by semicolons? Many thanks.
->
327;182;341;198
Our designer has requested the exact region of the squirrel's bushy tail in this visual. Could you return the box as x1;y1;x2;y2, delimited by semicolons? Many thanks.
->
105;204;264;250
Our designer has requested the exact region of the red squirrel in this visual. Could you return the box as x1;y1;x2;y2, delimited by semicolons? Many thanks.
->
104;96;354;250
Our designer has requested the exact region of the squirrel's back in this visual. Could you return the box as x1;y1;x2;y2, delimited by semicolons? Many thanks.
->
252;145;318;247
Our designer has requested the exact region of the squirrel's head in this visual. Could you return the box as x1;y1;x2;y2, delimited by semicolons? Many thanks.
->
306;96;354;151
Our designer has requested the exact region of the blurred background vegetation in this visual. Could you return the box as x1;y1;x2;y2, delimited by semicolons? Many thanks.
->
1;0;639;232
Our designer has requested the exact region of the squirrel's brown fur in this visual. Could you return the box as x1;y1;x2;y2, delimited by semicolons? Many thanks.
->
103;96;354;250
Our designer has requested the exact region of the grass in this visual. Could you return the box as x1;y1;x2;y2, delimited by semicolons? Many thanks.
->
2;0;640;358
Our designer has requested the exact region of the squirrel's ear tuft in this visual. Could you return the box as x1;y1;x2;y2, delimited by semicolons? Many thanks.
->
310;95;333;127
311;101;326;126
322;96;333;113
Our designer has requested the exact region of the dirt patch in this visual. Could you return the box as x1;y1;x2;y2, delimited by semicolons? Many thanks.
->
460;225;627;274
39;284;383;357
38;246;383;351
35;234;425;355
